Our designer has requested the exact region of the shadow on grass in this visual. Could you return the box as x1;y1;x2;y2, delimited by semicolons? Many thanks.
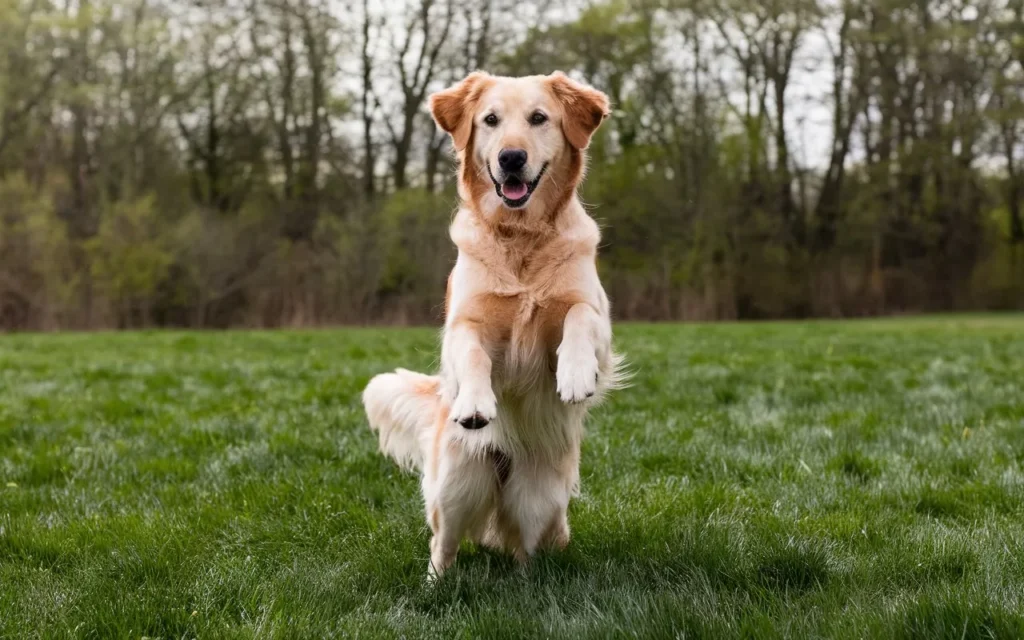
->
404;519;842;619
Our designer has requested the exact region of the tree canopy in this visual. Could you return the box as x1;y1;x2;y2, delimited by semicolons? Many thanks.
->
0;0;1021;329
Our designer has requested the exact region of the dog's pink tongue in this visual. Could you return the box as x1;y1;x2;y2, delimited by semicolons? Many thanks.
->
501;182;528;200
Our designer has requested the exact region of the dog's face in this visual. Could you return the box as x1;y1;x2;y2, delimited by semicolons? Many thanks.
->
430;72;610;211
473;78;564;209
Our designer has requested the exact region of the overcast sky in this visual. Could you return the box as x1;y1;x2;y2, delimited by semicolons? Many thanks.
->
353;0;840;171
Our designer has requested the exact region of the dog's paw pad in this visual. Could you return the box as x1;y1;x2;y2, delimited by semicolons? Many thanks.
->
449;388;497;429
457;412;490;430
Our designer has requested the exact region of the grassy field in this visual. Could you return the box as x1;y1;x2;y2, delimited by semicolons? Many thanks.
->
1;316;1023;638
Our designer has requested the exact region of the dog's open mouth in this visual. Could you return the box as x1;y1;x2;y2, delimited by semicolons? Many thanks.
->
488;162;548;209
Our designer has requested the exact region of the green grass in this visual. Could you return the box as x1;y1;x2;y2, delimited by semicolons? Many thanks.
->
2;316;1024;639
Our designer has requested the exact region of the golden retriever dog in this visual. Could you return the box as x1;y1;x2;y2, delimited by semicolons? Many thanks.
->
362;71;623;578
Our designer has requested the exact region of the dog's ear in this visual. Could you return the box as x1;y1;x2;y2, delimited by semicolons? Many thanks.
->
548;71;610;150
429;72;491;152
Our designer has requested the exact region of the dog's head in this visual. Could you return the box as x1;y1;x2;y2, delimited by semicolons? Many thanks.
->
430;71;610;213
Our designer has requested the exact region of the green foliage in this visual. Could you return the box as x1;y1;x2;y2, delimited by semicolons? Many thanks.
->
968;212;1024;309
0;0;1023;328
377;188;455;303
85;196;172;320
1;318;1024;636
372;188;456;319
0;174;78;327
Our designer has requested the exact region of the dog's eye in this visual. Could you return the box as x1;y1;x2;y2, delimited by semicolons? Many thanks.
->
529;111;548;125
483;114;499;127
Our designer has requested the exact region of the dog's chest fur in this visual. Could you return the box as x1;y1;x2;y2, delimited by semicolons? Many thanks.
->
443;205;604;462
459;227;592;390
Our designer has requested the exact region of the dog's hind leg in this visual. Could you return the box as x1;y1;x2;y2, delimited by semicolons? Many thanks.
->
539;509;570;552
425;444;497;579
501;452;577;563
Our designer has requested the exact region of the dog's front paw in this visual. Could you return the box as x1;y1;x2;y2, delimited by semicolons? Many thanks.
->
556;350;599;404
449;386;497;429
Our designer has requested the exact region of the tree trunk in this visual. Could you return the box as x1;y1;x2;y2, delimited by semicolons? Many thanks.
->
361;0;376;199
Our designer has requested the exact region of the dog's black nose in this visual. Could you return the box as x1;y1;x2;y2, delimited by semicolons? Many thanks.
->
498;148;527;173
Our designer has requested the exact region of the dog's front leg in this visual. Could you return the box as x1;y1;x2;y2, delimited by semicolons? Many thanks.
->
444;321;497;429
556;303;610;403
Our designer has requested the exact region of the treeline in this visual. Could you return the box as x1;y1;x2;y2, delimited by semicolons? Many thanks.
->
0;0;1021;329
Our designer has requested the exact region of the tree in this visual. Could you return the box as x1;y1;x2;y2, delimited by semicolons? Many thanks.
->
0;0;63;163
380;0;454;190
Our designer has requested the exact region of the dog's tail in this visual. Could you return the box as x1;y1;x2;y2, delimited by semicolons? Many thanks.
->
362;368;442;471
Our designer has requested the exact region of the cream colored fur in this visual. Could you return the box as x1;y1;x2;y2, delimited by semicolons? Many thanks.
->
362;71;623;579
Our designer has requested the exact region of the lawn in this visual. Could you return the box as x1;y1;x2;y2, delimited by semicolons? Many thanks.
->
1;316;1023;639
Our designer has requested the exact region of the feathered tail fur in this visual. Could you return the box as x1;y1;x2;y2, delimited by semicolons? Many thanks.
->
362;368;442;470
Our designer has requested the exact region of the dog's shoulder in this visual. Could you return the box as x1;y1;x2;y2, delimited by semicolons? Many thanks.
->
553;202;600;255
449;207;481;254
447;208;520;302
